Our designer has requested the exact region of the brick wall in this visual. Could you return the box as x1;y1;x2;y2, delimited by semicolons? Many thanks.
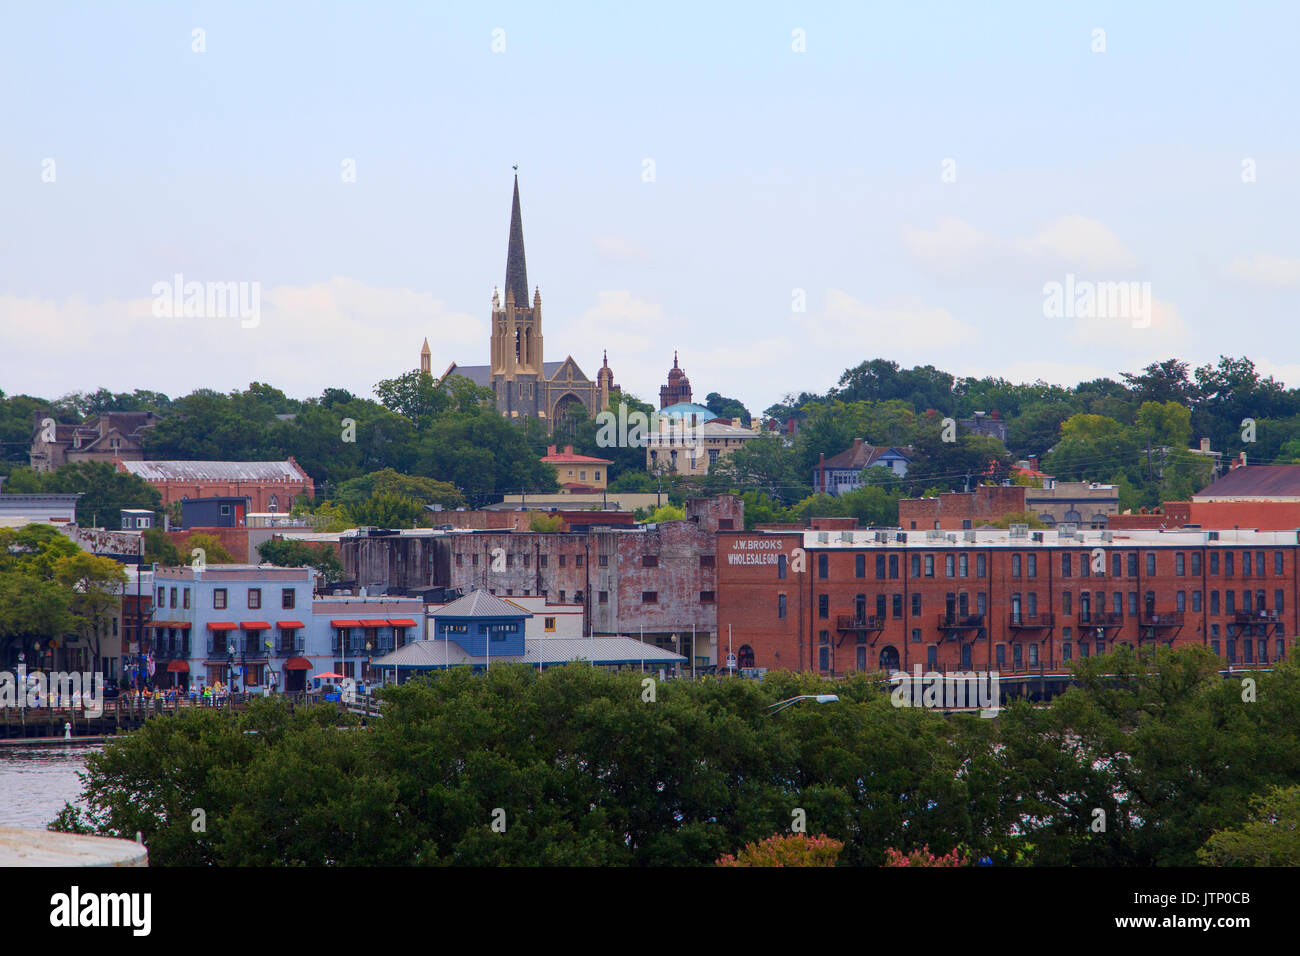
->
898;486;1027;530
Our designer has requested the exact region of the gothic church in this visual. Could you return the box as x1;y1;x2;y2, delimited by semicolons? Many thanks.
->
423;175;616;432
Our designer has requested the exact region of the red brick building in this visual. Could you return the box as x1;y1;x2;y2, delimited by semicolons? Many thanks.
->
718;526;1298;678
898;485;1027;530
116;458;314;512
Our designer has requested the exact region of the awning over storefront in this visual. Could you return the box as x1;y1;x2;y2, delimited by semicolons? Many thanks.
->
240;621;272;630
330;620;363;627
387;619;418;627
277;620;305;629
152;620;193;629
359;619;389;627
207;622;237;631
166;660;190;673
284;657;313;671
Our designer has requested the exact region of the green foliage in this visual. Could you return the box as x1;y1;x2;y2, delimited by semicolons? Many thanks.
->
181;532;235;564
256;538;344;582
975;510;1048;529
334;468;465;510
142;528;183;566
345;492;425;529
528;513;565;532
704;392;752;427
6;462;162;529
1198;785;1300;866
643;504;686;524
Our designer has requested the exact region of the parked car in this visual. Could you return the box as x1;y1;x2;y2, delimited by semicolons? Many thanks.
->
102;679;120;700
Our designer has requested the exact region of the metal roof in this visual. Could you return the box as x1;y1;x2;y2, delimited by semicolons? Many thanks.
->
120;459;310;482
374;636;686;668
1193;465;1300;500
429;589;534;619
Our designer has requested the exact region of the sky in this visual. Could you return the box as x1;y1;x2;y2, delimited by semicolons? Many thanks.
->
2;1;1298;417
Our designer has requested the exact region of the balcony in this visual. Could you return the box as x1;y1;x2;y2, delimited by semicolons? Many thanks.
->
1008;612;1054;628
937;614;985;630
1234;609;1281;625
1140;611;1185;628
151;641;190;660
836;615;885;632
1078;611;1124;627
272;638;306;657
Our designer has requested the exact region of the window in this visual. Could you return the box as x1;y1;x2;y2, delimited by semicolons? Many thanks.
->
959;554;968;577
213;588;227;610
1176;553;1185;576
699;555;713;568
559;555;568;567
524;554;531;567
544;617;556;632
778;594;787;619
1028;644;1038;667
700;590;715;603
1225;552;1234;576
1112;553;1122;577
1210;590;1220;615
641;591;657;604
1081;553;1091;578
818;594;829;618
1192;590;1202;612
1191;553;1202;575
540;555;548;567
889;555;899;579
1013;644;1023;668
1062;553;1072;577
472;553;479;566
559;590;566;603
157;587;165;607
977;592;987;616
248;588;261;609
925;554;935;577
1176;591;1186;612
976;554;986;578
912;628;922;644
1063;640;1072;661
183;589;190;609
1128;553;1138;577
996;644;1006;667
1079;642;1089;658
718;519;734;531
892;594;903;618
1146;553;1156;576
1062;591;1072;615
1129;592;1138;616
1027;554;1037;578
1243;552;1252;576
281;589;294;609
818;554;828;579
876;555;886;579
1210;552;1219;574
777;554;787;579
1276;552;1285;575
1012;554;1021;577
1226;591;1235;613
856;554;865;578
1113;592;1123;615
170;587;178;608
575;554;584;567
598;591;608;604
506;553;514;568
945;555;955;577
912;555;922;577
818;632;829;670
926;645;938;669
1276;589;1285;612
911;593;921;616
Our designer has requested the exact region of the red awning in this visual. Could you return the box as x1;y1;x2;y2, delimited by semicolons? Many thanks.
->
166;660;190;673
330;619;363;627
359;619;389;627
277;620;305;629
240;621;272;630
387;618;418;627
284;657;313;671
152;620;193;629
207;622;237;631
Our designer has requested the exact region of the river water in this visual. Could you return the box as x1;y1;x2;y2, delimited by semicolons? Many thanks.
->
0;746;98;829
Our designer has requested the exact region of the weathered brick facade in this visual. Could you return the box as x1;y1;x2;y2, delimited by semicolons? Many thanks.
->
898;486;1027;530
719;527;1298;678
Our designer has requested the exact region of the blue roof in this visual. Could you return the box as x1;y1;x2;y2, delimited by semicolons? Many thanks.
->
656;402;718;422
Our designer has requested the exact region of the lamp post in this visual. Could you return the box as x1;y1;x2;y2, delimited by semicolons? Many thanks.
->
227;641;236;707
766;694;839;715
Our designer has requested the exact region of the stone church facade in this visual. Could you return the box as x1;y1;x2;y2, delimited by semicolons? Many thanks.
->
425;176;616;432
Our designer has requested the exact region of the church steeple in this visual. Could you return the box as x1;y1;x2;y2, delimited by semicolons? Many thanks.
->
505;173;529;309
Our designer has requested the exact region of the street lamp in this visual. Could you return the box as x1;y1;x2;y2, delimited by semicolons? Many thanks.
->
766;694;839;715
227;641;237;702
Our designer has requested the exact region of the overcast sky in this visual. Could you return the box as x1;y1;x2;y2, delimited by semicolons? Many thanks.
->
3;2;1298;416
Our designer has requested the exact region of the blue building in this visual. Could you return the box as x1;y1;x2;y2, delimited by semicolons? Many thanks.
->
430;589;531;658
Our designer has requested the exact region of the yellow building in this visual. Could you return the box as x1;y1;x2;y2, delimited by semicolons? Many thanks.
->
541;445;614;492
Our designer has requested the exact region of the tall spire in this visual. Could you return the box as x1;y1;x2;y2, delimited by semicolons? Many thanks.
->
505;173;529;309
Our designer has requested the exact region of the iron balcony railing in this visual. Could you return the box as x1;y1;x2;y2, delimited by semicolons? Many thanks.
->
836;615;885;631
1008;612;1054;628
937;613;985;629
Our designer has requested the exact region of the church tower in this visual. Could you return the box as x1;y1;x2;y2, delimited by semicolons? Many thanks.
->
660;351;693;408
490;174;543;380
420;338;431;374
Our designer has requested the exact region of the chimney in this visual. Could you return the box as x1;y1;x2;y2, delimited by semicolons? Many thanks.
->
547;445;556;456
1232;451;1247;470
1200;437;1211;453
564;445;574;455
853;439;863;450
1028;455;1039;472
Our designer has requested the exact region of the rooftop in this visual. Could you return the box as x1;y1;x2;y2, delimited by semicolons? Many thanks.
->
1193;464;1300;501
375;636;686;668
788;526;1300;549
119;459;310;483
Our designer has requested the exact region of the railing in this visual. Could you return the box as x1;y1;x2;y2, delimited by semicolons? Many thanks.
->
1140;611;1185;627
271;640;306;657
1234;609;1281;624
1008;612;1054;628
836;615;885;631
1078;611;1124;627
937;614;985;629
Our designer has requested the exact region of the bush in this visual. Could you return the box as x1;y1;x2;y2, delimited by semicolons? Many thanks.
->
882;845;968;867
716;833;843;867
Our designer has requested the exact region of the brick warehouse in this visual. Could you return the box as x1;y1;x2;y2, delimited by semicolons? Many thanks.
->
338;496;742;665
717;525;1299;678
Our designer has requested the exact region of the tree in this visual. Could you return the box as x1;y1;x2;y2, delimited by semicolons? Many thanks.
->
643;504;685;524
716;833;843;867
528;513;564;532
36;462;162;529
53;552;127;672
1198;785;1300;866
334;469;465;510
0;573;73;671
704;392;752;427
142;528;183;567
181;533;235;564
257;539;344;582
346;493;425;529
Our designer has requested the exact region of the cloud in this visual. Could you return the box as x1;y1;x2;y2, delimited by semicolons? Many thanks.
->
1226;254;1300;286
795;289;978;352
903;215;1138;278
1064;293;1188;350
592;235;651;264
0;278;483;400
